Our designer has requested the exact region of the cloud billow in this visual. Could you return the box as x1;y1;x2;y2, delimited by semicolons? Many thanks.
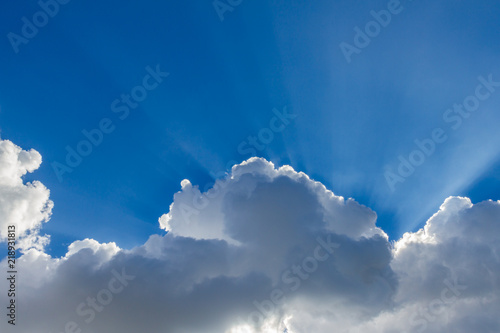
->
0;139;499;332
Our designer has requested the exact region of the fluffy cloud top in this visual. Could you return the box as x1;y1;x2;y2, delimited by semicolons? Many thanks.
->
1;140;499;333
0;140;52;250
160;158;384;243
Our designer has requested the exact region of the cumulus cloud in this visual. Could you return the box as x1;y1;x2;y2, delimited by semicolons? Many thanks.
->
1;141;499;333
160;158;385;243
0;139;53;251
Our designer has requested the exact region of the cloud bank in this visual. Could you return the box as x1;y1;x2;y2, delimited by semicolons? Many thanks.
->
1;139;499;332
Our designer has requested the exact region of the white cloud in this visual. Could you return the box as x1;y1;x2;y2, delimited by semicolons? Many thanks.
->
352;196;500;333
0;140;53;250
160;157;386;244
1;141;499;332
66;238;121;262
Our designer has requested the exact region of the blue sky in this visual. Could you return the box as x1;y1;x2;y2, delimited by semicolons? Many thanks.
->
2;0;500;258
